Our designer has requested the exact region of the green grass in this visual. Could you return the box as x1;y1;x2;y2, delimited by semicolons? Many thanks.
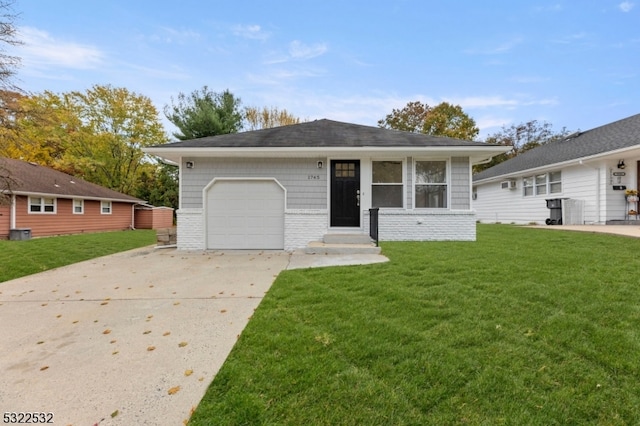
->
0;230;156;282
190;225;640;425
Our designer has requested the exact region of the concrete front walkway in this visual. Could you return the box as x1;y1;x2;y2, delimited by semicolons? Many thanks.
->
0;246;388;426
527;224;640;238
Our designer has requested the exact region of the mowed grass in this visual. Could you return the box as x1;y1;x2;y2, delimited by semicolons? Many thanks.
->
190;225;640;425
0;230;156;282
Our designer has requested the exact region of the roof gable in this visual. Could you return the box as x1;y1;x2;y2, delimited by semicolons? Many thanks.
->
0;158;142;203
151;119;490;149
473;113;640;181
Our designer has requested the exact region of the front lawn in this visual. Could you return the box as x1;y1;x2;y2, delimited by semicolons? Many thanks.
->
0;230;157;282
190;225;640;425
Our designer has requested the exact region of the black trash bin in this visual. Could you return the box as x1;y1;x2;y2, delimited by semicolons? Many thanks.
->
545;199;563;225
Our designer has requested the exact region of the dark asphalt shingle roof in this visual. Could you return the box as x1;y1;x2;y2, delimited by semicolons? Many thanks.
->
473;113;640;182
151;119;490;148
0;157;142;202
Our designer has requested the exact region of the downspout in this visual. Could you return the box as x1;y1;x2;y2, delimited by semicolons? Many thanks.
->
579;160;601;224
130;204;136;230
10;194;16;229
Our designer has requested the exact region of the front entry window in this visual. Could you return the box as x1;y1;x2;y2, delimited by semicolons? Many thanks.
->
372;161;403;207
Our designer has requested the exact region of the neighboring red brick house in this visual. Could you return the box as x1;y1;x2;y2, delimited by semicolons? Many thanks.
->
0;157;172;239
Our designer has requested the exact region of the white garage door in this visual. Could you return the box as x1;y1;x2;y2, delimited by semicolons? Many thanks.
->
206;179;285;249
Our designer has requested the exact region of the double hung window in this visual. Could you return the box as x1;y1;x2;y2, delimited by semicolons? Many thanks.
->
415;161;447;208
29;197;56;213
372;161;403;207
523;171;562;196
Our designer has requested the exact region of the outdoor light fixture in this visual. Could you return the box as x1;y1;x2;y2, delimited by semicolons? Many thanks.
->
618;160;626;169
317;161;323;169
186;161;194;169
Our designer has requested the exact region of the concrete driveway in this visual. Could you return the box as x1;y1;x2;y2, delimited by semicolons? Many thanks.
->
0;247;292;426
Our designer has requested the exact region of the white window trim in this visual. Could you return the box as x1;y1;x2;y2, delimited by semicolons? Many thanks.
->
371;159;406;209
413;158;450;209
28;196;56;214
523;171;562;197
101;200;112;215
73;199;84;214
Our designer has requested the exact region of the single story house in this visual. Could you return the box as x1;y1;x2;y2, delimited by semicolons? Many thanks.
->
144;119;509;251
0;157;172;239
472;113;640;225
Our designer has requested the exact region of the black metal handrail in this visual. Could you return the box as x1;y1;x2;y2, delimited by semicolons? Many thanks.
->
369;208;379;246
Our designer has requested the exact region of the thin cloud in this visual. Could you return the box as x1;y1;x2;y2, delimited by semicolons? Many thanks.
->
465;37;523;55
619;1;634;12
232;24;270;41
289;40;328;60
18;26;104;70
153;26;201;44
550;32;588;44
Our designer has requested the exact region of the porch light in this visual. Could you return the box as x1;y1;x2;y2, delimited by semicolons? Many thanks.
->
618;160;626;169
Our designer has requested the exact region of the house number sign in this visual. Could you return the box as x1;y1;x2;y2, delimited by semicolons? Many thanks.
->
307;175;320;180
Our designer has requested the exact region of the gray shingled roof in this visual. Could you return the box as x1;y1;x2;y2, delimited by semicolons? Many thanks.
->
473;113;640;182
0;157;142;203
151;118;490;148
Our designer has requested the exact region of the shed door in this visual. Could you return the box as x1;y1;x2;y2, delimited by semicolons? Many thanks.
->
206;180;285;249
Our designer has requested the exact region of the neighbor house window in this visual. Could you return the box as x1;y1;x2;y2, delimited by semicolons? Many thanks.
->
29;197;56;213
415;160;447;208
73;199;84;214
549;171;562;193
372;160;403;207
101;201;112;214
523;171;562;196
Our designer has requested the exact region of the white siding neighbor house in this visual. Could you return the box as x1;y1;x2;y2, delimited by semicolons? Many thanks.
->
473;114;640;225
145;119;509;250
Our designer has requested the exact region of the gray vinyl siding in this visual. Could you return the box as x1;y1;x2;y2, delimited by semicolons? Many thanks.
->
450;157;470;210
181;157;327;209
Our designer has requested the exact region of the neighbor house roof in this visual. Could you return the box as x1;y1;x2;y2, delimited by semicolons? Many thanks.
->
473;113;640;182
145;119;511;163
0;157;143;203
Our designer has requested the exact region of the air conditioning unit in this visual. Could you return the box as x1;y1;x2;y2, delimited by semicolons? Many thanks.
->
501;180;517;190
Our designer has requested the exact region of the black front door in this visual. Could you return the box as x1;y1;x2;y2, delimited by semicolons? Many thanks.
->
331;160;360;227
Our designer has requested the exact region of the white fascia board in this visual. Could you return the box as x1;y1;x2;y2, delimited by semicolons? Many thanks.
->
474;146;640;185
11;190;141;204
144;145;511;162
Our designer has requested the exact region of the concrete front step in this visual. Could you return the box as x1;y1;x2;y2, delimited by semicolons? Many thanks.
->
303;241;381;255
323;233;373;244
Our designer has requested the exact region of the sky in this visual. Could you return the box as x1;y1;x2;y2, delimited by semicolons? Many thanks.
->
7;0;640;140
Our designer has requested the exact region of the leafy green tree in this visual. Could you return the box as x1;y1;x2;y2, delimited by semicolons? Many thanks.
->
379;101;478;140
135;162;178;211
475;120;573;173
244;106;302;130
64;85;168;194
164;87;243;140
423;102;479;140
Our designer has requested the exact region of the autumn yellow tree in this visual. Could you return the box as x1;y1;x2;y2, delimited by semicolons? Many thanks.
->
244;106;302;130
0;90;87;171
378;101;479;140
377;101;430;133
2;85;168;196
66;85;168;194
